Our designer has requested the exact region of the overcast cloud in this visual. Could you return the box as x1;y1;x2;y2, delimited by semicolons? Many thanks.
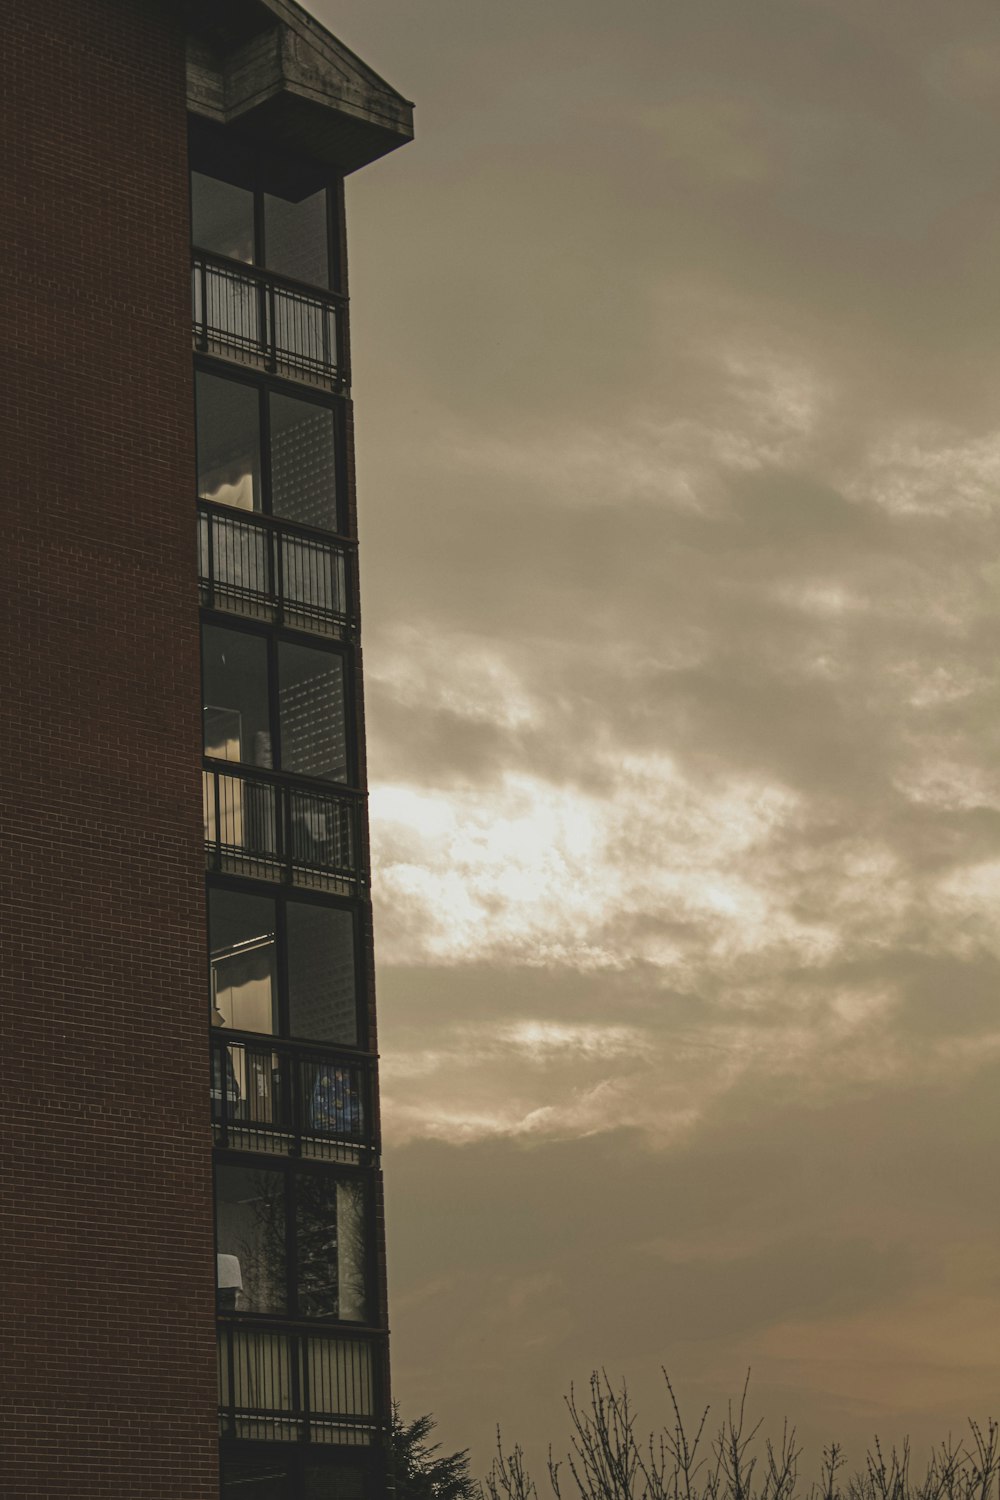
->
313;0;1000;1472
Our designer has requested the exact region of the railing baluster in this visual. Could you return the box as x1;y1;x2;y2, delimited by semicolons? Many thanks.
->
274;524;284;629
216;1326;380;1440
296;1333;308;1441
212;770;221;869
225;1325;236;1436
191;252;344;389
197;504;355;637
219;1039;231;1149
209;1036;369;1158
266;279;276;372
197;258;207;350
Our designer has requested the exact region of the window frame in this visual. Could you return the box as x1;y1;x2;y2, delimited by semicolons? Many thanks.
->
201;616;356;789
207;877;370;1052
214;1154;378;1330
194;364;347;538
190;165;342;295
218;1438;378;1498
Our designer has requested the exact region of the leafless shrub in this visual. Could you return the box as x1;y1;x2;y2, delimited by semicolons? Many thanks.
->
483;1373;998;1500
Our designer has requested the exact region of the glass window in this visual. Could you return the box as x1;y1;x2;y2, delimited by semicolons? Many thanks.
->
219;1457;364;1500
209;889;277;1034
264;189;329;288
277;643;346;782
297;1175;369;1323
196;373;261;511
203;626;272;768
304;1466;365;1500
331;1181;368;1323
194;375;337;528
192;171;255;262
269;392;337;530
287;903;358;1046
216;1165;287;1315
221;1455;289;1499
224;1464;287;1500
208;892;358;1045
216;1165;368;1325
202;629;348;782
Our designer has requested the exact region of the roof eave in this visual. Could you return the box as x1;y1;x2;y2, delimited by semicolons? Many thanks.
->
184;0;413;175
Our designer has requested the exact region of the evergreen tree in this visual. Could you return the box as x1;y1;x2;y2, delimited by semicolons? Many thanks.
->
389;1405;478;1500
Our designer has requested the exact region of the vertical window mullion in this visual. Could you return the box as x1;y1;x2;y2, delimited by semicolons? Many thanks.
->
204;509;216;611
276;894;291;1039
272;524;283;632
335;401;348;537
352;905;367;1054
267;633;282;775
286;1165;299;1322
343;650;355;788
259;385;273;517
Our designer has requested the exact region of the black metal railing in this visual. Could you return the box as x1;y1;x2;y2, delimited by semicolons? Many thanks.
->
203;763;365;895
198;503;356;639
218;1322;381;1444
211;1033;373;1162
193;251;347;390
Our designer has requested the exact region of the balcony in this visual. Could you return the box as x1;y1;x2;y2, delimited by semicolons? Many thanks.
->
211;1033;374;1164
193;251;347;390
203;763;365;895
218;1322;382;1445
198;503;357;640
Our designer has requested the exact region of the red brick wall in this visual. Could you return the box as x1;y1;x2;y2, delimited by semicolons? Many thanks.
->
0;1;218;1495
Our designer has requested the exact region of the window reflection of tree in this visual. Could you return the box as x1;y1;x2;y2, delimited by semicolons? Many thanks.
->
297;1173;339;1318
219;1165;368;1323
297;1176;367;1322
337;1180;368;1323
234;1169;286;1315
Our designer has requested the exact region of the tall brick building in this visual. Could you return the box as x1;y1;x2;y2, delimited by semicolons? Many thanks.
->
0;2;412;1496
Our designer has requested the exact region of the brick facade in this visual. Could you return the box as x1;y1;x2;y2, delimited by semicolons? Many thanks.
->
0;0;219;1495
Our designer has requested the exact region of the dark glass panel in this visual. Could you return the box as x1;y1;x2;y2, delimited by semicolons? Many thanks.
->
297;1176;368;1323
304;1462;365;1499
331;1179;369;1323
203;626;272;768
264;189;329;288
269;392;337;531
192;171;254;263
277;643;346;782
215;1165;287;1315
286;903;357;1046
196;372;261;511
209;889;277;1035
221;1454;289;1499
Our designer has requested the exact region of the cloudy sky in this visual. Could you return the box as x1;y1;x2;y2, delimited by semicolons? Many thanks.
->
314;0;1000;1474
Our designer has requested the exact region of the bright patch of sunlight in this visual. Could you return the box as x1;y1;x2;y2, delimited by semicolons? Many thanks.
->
369;760;817;972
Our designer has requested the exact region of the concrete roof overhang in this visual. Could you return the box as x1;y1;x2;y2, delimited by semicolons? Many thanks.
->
183;0;413;177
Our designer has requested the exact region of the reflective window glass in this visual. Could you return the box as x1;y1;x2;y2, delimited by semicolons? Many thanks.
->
297;1176;369;1323
304;1466;365;1500
277;644;346;782
269;393;337;530
196;373;261;511
192;172;254;263
264;189;329;288
286;904;357;1046
221;1455;289;1499
216;1166;286;1315
219;1458;364;1500
203;626;271;768
209;889;277;1035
